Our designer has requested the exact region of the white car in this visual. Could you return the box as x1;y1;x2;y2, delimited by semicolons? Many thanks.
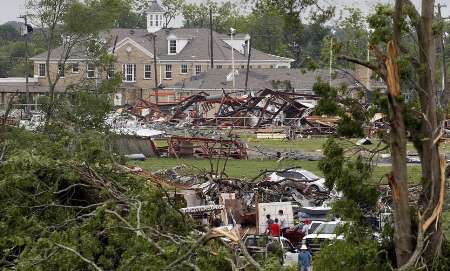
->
303;221;345;252
267;169;328;193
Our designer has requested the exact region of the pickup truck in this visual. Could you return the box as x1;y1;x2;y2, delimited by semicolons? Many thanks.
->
303;221;346;252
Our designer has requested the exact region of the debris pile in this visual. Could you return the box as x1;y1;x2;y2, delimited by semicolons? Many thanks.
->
119;89;339;137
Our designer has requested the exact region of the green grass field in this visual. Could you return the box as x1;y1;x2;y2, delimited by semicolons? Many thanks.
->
155;134;450;155
132;157;422;183
444;211;450;240
240;135;450;154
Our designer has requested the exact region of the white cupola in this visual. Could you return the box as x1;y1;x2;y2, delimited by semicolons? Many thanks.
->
146;0;165;33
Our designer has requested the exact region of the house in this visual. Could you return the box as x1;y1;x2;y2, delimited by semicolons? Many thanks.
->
27;0;294;105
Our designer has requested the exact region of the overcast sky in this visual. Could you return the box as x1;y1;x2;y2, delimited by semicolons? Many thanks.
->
1;0;449;25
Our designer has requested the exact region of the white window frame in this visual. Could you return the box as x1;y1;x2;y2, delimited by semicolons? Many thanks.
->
38;63;46;77
195;65;202;75
72;63;79;73
169;40;177;54
87;63;96;79
216;65;222;69
123;64;136;82
149;15;153;27
144;64;152;79
180;64;188;74
155;15;159;27
165;64;172;79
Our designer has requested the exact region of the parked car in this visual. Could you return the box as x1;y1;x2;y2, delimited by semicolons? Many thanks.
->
242;235;298;267
303;221;346;252
267;168;327;192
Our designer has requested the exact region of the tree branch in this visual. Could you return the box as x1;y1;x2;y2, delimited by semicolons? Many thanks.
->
54;243;103;271
337;55;380;74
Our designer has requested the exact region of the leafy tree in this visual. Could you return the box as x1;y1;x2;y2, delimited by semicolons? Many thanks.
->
162;0;185;27
320;8;369;69
317;0;450;268
27;0;125;125
182;0;239;30
0;24;20;45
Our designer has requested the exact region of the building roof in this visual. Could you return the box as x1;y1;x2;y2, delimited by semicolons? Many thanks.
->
164;69;359;91
30;28;294;64
146;0;165;13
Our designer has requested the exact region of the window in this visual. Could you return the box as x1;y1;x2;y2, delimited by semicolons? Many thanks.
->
240;65;245;69
107;64;115;79
180;64;188;74
216;65;222;69
72;63;79;73
149;15;153;27
38;63;46;77
195;65;202;75
169;40;177;54
123;64;136;82
58;64;65;78
87;63;96;78
165;65;172;79
155;15;159;27
144;64;152;79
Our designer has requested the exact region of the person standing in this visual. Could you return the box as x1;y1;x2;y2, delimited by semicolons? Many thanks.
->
265;214;274;235
270;218;281;237
278;210;288;236
298;244;312;271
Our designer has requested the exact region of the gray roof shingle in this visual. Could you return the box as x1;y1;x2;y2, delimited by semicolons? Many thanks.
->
31;28;294;64
165;69;359;91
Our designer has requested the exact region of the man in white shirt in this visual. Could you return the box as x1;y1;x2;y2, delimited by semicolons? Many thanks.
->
278;210;288;236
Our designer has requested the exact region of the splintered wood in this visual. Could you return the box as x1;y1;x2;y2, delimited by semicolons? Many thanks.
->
385;40;401;97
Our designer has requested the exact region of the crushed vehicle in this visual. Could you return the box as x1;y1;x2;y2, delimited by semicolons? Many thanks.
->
267;168;328;193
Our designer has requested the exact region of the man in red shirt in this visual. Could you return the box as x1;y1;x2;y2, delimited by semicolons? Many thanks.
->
270;218;281;237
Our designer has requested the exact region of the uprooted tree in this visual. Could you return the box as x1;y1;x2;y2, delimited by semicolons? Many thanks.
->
321;0;448;269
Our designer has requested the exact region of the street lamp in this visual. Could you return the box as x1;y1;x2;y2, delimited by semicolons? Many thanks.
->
230;27;236;90
329;29;336;86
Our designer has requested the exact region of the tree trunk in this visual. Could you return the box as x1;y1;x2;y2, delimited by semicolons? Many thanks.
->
389;1;413;265
415;0;444;261
388;95;413;266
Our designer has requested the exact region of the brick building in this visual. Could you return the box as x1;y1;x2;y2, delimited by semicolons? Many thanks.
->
28;0;294;105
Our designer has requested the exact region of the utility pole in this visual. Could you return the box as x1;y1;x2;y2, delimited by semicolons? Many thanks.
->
245;35;252;92
152;34;158;89
329;30;335;86
209;8;214;69
145;33;159;104
19;14;30;114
